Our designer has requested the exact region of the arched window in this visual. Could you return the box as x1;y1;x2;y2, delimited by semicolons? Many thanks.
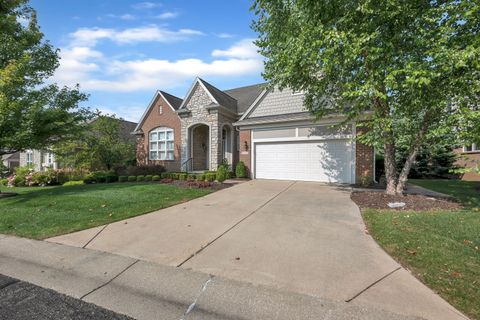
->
149;127;174;160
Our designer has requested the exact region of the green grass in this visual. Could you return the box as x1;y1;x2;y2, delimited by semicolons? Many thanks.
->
409;179;480;208
0;183;212;239
363;179;480;319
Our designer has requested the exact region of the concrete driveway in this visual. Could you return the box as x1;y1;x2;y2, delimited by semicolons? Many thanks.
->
47;180;467;320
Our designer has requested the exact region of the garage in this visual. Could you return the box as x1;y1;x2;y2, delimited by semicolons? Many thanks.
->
254;139;354;183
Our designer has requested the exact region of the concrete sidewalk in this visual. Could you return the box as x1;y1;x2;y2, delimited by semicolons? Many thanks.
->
0;235;421;320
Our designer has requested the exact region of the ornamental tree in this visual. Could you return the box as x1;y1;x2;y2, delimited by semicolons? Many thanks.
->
252;0;480;194
0;0;90;157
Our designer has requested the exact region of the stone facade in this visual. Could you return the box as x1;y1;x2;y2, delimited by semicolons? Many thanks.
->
180;83;221;170
136;94;182;171
19;149;57;171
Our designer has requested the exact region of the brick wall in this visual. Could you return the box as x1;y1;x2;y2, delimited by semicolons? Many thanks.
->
454;148;480;181
239;129;251;177
136;95;181;171
355;126;374;183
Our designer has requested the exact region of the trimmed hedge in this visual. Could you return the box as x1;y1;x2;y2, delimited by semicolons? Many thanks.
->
205;173;216;182
235;161;247;178
136;175;145;182
128;176;136;182
63;180;84;186
152;175;161;181
118;176;128;182
144;175;153;181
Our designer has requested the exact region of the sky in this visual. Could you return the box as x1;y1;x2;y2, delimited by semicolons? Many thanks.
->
30;0;265;122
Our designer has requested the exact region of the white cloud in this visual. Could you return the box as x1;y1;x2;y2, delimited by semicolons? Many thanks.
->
105;13;137;21
53;39;264;92
96;105;146;122
132;2;162;10
70;25;204;46
155;11;179;19
212;38;259;59
215;33;235;39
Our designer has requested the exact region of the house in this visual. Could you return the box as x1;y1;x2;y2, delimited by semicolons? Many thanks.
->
1;152;20;170
454;144;480;181
19;118;138;171
134;77;374;184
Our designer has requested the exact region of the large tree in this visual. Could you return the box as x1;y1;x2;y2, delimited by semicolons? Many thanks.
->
0;0;90;156
252;0;480;194
53;114;136;171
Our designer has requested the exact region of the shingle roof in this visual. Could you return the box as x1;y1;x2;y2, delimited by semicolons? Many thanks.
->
160;90;183;110
224;83;266;114
198;78;238;113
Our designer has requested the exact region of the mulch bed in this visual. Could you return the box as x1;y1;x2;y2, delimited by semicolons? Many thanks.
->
351;191;462;211
164;180;235;191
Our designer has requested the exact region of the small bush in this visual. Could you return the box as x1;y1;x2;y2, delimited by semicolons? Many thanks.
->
118;176;128;182
216;165;228;183
63;180;84;186
136;175;145;182
144;175;153;181
205;172;216;182
179;173;188;181
128;176;137;182
57;170;89;185
0;178;7;186
152;175;161;181
358;176;373;187
196;173;206;181
105;173;118;183
235;161;247;178
115;164;165;176
160;172;169;179
187;174;196;181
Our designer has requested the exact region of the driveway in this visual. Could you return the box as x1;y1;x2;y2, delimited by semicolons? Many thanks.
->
47;180;467;320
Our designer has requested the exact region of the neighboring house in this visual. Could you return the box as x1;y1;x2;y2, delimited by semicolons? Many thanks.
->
19;118;138;171
454;144;480;181
19;149;58;171
1;152;20;170
134;77;374;184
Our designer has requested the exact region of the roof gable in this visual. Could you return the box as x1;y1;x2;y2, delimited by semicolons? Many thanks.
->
133;90;182;133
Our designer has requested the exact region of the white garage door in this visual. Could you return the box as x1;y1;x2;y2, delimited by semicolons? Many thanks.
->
254;140;353;183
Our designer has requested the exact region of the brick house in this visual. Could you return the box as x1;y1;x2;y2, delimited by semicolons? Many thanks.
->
134;77;374;184
454;145;480;181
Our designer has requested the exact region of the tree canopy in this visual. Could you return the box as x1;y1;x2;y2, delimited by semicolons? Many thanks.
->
252;0;480;194
0;0;90;156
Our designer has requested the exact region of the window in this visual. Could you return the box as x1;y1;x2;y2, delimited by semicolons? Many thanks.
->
464;143;478;152
149;127;174;160
159;105;163;114
26;150;33;165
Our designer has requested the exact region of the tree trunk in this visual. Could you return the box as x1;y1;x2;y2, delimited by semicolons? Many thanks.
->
395;146;420;194
384;140;398;195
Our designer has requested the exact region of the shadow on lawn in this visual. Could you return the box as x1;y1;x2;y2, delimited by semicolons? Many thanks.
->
1;183;165;205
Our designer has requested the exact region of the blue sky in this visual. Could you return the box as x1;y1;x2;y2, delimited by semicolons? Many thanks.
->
30;0;265;122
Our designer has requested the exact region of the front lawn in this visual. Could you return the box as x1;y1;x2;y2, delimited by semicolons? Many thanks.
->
0;183;212;239
362;179;480;319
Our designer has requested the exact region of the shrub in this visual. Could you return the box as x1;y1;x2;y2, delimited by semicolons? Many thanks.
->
187;174;196;181
0;178;7;186
160;172;169;179
144;175;153;181
179;173;188;181
152;175;161;181
235;161;247;178
63;180;84;186
205;172;216;182
136;175;145;182
56;170;89;185
196;173;206;181
216;165;228;183
31;170;58;186
88;171;108;183
358;176;373;187
118;176;128;182
115;164;165;176
105;173;118;183
128;176;137;182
